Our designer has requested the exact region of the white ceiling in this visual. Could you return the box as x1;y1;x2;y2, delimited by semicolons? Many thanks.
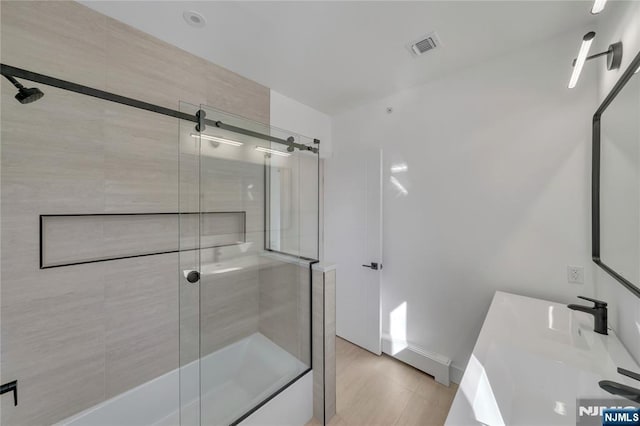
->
81;1;598;115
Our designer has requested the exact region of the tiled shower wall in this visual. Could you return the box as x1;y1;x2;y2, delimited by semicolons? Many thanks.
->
0;1;270;424
198;157;266;358
259;260;312;364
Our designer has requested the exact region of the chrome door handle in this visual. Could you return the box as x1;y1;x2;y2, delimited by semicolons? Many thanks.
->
362;262;380;270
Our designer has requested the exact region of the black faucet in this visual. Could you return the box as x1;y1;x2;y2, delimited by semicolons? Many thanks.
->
599;367;640;404
567;296;608;335
599;381;640;403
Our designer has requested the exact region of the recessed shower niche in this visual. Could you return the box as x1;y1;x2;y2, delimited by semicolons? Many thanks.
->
40;212;246;268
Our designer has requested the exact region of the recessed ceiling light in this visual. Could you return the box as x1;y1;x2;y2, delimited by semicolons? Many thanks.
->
183;10;206;28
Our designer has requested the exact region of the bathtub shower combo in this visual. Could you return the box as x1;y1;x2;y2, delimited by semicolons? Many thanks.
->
1;65;320;425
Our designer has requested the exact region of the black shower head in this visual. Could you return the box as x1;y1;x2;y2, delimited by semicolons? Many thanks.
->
3;74;44;104
15;86;44;104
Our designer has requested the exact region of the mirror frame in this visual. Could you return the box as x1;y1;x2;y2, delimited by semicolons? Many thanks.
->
592;48;640;298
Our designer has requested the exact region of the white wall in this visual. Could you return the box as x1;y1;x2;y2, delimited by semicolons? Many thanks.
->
327;29;599;381
594;0;640;364
270;90;332;159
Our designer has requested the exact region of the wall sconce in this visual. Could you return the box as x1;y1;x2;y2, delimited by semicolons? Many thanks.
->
569;32;623;89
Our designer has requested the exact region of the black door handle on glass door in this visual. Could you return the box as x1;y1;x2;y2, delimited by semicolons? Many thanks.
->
186;270;200;283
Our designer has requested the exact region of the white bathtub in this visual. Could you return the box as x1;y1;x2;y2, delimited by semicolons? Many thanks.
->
59;333;309;426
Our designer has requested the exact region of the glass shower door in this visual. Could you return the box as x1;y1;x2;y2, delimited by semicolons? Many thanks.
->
179;103;316;426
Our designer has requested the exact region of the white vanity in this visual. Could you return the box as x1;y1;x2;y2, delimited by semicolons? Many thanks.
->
445;291;640;425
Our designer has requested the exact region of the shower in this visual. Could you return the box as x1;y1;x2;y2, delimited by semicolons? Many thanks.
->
3;74;44;104
0;59;320;425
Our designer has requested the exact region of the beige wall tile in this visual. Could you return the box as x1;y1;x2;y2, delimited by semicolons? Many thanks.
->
103;13;269;123
1;73;108;424
205;67;270;125
0;84;106;216
311;268;337;424
0;1;108;89
0;263;106;425
324;270;337;420
311;269;324;421
1;0;271;423
259;262;305;360
298;265;312;365
104;18;208;111
200;268;259;354
103;105;178;213
104;254;179;398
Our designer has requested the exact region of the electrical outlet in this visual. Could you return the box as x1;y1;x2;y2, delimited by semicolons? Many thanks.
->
567;265;584;284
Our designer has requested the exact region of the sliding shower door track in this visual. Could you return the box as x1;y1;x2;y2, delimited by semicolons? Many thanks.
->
0;63;318;154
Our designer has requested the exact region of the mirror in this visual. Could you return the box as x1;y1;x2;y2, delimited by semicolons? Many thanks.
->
593;49;640;298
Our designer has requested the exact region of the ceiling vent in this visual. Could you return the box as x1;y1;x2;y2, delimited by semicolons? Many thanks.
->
407;32;441;57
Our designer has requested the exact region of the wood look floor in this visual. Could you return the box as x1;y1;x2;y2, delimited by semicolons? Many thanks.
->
309;337;458;426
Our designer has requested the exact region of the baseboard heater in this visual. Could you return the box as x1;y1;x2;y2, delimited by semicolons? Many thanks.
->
381;335;451;386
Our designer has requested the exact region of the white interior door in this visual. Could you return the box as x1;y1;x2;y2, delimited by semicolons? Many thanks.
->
328;148;382;355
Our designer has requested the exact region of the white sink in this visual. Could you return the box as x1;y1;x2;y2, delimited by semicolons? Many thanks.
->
446;292;640;426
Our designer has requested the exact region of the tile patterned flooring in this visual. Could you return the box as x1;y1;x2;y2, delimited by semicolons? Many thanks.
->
308;337;458;426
